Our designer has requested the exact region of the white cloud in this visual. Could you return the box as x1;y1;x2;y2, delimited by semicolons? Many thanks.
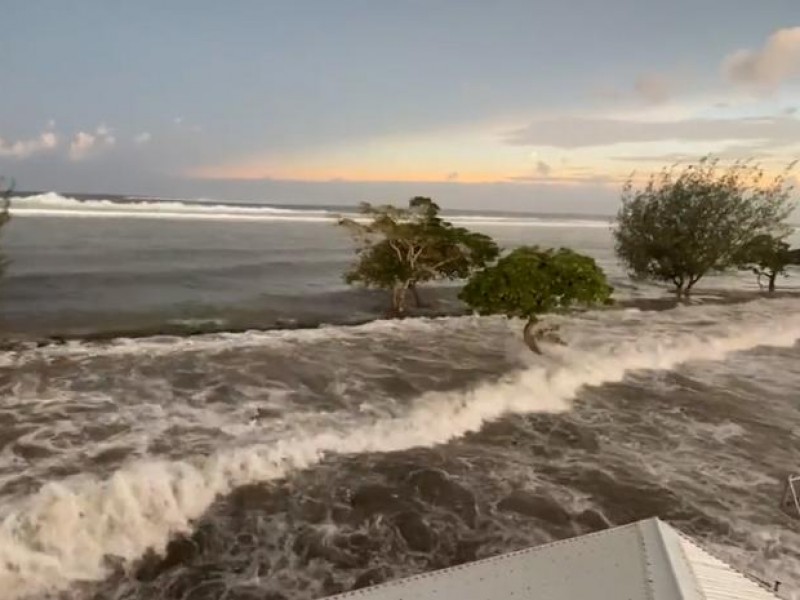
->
0;131;59;159
68;126;115;161
95;125;115;145
134;131;152;144
174;116;184;125
505;115;800;148
723;27;800;88
68;132;97;160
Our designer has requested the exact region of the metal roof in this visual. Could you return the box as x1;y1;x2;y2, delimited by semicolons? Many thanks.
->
328;518;781;600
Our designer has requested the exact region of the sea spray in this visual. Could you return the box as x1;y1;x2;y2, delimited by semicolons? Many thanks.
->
1;299;799;598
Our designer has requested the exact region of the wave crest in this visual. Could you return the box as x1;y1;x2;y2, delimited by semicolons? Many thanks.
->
1;299;799;598
9;193;338;222
8;192;611;227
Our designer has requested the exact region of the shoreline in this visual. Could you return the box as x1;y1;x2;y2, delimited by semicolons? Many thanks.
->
1;287;797;352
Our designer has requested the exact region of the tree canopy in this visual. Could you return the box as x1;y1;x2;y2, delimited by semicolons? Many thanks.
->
614;158;796;296
735;234;800;292
459;246;612;353
339;197;499;315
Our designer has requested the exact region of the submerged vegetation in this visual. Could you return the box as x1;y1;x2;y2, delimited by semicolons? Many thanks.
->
0;177;12;280
735;234;800;292
614;159;796;297
337;158;797;354
338;197;498;315
459;247;612;354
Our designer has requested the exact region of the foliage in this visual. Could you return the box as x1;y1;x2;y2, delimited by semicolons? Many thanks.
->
338;197;499;315
0;177;11;278
614;158;796;296
459;246;612;352
735;234;800;292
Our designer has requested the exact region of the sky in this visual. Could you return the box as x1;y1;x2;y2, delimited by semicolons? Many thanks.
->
1;0;799;213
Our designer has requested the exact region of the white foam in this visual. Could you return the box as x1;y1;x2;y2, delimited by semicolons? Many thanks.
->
446;214;611;228
9;193;340;223
1;300;799;598
7;192;611;227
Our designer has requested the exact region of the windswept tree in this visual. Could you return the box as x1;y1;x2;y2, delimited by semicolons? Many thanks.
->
459;246;612;354
735;234;800;292
614;158;796;297
339;197;499;315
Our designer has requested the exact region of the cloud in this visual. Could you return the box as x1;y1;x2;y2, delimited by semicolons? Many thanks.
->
68;126;116;161
536;160;551;176
508;161;616;185
446;171;459;181
0;131;58;159
634;73;672;104
174;117;184;125
68;132;97;160
134;132;152;144
609;146;777;163
593;71;679;106
723;27;800;88
505;115;800;148
507;172;616;186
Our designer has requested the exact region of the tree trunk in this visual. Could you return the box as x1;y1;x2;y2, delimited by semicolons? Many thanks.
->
768;272;777;293
390;283;410;317
409;283;423;308
522;318;542;355
685;277;699;296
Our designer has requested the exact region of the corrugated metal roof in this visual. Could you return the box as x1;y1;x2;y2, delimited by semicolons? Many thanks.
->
326;517;782;600
676;528;780;600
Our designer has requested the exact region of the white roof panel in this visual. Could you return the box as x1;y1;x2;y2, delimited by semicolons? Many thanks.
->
326;518;780;600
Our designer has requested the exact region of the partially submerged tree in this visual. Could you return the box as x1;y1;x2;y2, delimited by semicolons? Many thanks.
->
614;158;796;297
0;178;12;279
339;197;499;315
735;234;800;292
459;246;612;354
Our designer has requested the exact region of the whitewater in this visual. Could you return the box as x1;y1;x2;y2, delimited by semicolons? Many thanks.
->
8;192;611;227
1;298;799;599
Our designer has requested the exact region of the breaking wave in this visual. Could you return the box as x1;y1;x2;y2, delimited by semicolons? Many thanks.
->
9;193;337;223
1;298;799;598
8;192;610;227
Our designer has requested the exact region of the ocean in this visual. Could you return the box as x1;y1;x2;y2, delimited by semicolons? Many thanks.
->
0;193;799;599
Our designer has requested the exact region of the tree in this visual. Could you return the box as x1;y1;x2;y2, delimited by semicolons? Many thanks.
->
0;177;11;278
735;234;800;292
614;158;796;297
459;246;612;354
339;197;499;315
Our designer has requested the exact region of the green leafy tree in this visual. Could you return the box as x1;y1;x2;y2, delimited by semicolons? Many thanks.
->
339;197;499;315
735;234;800;292
614;158;796;297
459;246;612;354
